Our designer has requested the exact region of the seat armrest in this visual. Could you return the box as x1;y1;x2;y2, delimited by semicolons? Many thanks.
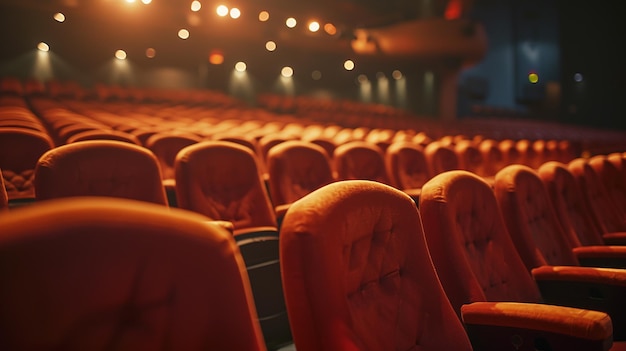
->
274;203;291;230
532;265;626;340
603;232;626;246
461;301;613;351
208;220;235;235
573;246;626;269
233;226;279;240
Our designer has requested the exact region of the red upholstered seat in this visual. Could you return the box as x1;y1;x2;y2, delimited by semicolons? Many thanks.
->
175;140;276;233
420;170;622;348
589;154;626;216
0;196;266;351
280;180;473;351
0;169;8;211
266;140;334;217
0;128;54;202
424;140;460;176
333;140;390;184
66;129;141;145
34;140;168;205
455;139;488;177
384;141;430;200
478;138;506;178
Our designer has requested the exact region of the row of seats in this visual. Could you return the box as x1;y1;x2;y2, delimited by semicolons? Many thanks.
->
1;163;625;349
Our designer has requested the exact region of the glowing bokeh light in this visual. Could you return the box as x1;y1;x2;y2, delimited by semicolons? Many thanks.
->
528;72;539;84
209;52;224;64
344;60;355;71
265;41;277;52
125;0;136;3
308;21;320;32
216;5;229;17
37;42;50;52
230;8;241;19
392;70;403;80
178;29;190;39
357;74;369;84
324;23;337;35
285;17;297;28
259;11;269;22
235;61;247;72
191;1;201;12
146;47;156;58
574;73;583;82
312;70;322;80
281;66;294;78
115;49;127;60
141;0;151;4
53;12;65;22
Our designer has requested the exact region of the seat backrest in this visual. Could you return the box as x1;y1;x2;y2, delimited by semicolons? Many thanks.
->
34;140;167;205
66;130;141;145
498;139;521;165
175;141;277;232
266;140;334;207
454;139;487;177
538;161;605;246
419;170;541;315
424;140;460;176
384;141;430;191
281;180;472;351
145;132;202;180
569;158;625;233
589;155;626;215
478;138;505;177
494;164;580;271
333;141;390;184
0;128;55;200
0;196;266;351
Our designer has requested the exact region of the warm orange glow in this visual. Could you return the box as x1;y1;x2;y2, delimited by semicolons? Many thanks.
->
115;50;127;60
146;48;156;58
281;66;294;78
53;12;65;22
178;29;190;39
444;0;463;20
324;23;337;35
265;41;277;52
285;17;297;28
37;42;50;52
209;51;224;64
344;60;355;71
357;74;369;84
229;8;241;19
191;1;201;12
258;11;269;22
308;21;320;32
392;70;403;80
125;0;136;3
235;61;247;72
141;0;151;4
216;5;228;17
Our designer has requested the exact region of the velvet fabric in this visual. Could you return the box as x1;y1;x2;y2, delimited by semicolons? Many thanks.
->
174;140;277;233
65;130;141;145
333;141;390;184
384;141;430;199
0;196;266;351
455;139;487;177
0;127;54;200
266;140;334;208
281;180;472;351
145;132;202;181
478;139;506;177
0;169;8;210
34;140;168;205
423;140;460;177
589;155;626;216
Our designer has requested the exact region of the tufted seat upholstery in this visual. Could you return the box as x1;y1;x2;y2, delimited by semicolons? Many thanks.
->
266;140;334;216
175;141;276;233
455;139;488;177
589;155;626;216
494;164;580;270
0;196;266;351
424;140;460;177
34;140;168;205
384;141;430;200
0;128;55;202
421;170;626;345
333;141;390;185
280;180;473;351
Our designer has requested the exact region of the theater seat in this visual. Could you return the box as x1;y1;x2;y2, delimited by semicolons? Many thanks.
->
333;141;390;184
174;140;292;349
34;140;168;205
424;140;460;177
265;140;334;224
494;164;626;270
280;180;473;351
0;169;8;211
538;161;626;247
0;128;54;204
420;170;623;347
0;196;267;351
384;141;430;201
